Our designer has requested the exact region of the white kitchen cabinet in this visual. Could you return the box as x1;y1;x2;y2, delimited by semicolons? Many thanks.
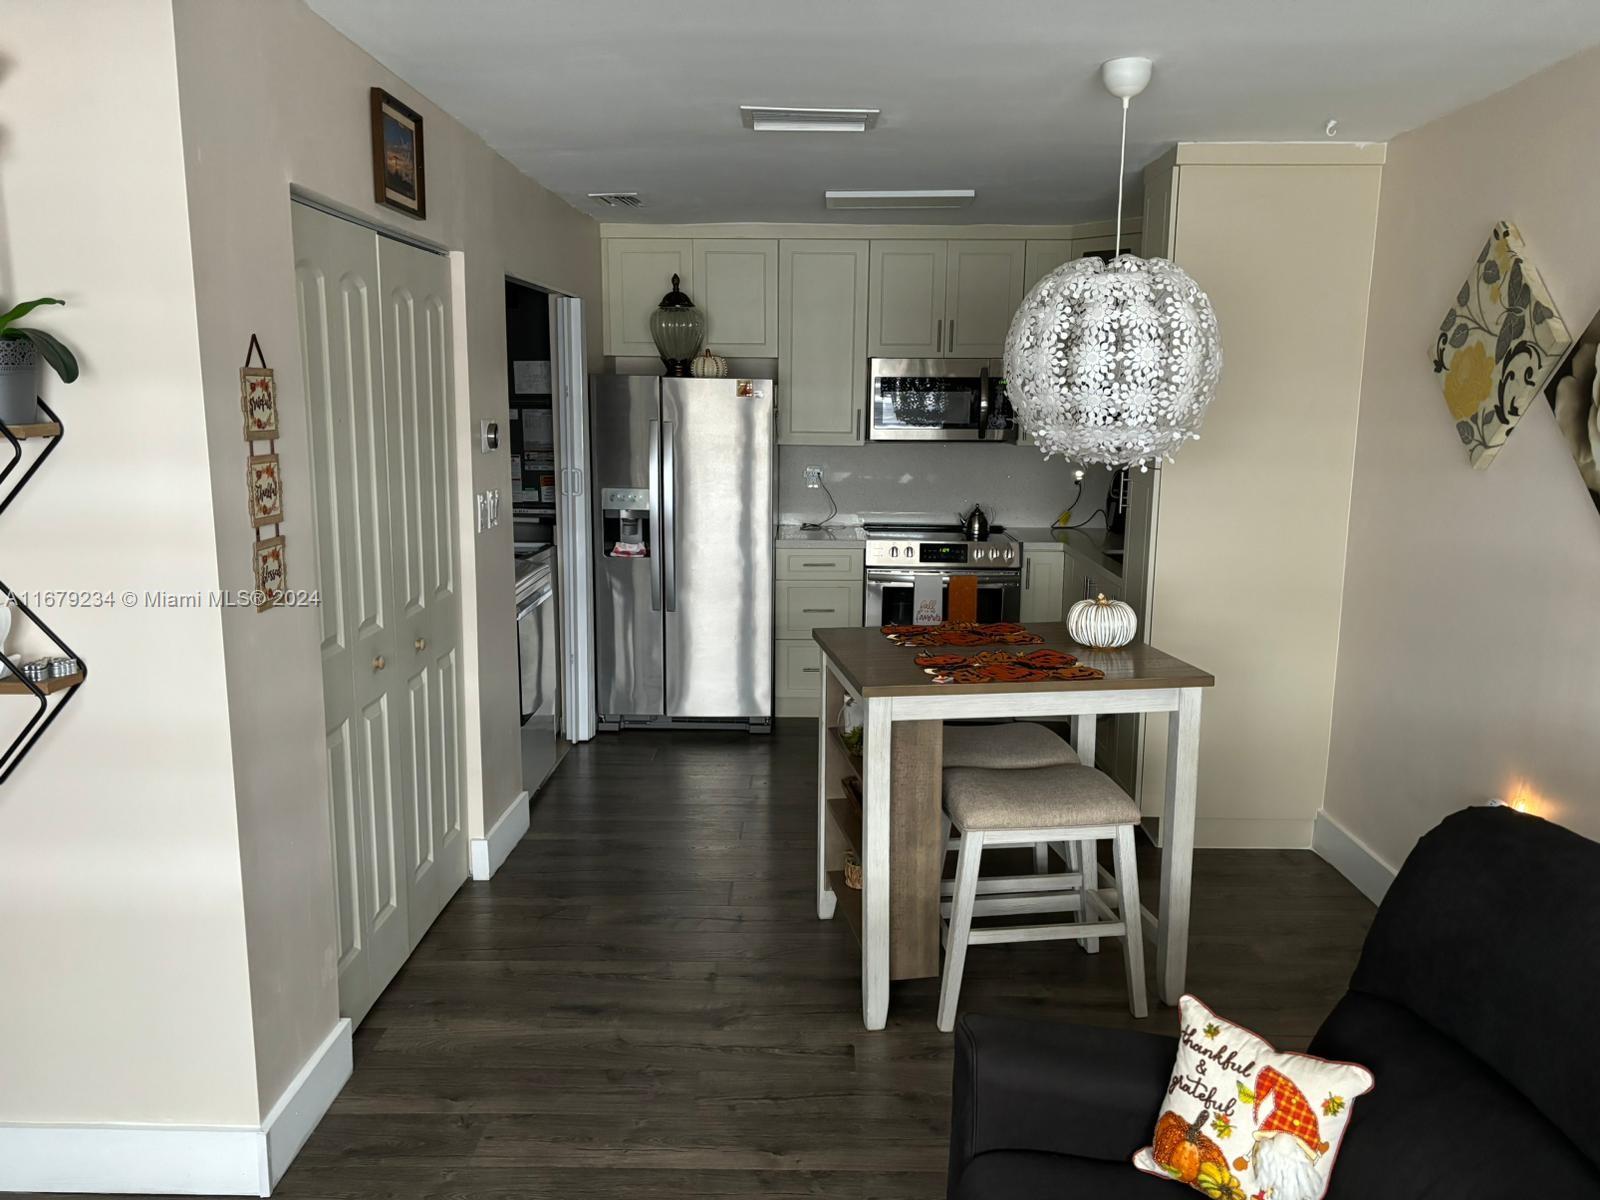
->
944;240;1025;357
775;580;862;639
603;238;693;357
774;543;865;717
775;640;826;709
694;238;779;357
1023;239;1073;292
867;240;947;357
869;239;1023;360
1020;546;1066;623
779;240;867;445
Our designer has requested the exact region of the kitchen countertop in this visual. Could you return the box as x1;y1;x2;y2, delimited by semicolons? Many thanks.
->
775;524;866;547
1006;525;1126;580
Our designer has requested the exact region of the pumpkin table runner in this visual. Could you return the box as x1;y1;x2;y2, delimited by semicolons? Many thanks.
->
882;621;1044;648
912;647;1104;685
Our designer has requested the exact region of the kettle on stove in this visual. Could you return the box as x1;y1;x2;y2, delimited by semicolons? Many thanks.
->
960;504;990;541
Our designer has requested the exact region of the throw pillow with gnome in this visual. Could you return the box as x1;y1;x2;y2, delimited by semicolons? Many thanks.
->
1134;997;1372;1200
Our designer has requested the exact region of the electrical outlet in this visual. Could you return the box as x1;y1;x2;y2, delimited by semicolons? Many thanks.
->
803;465;823;489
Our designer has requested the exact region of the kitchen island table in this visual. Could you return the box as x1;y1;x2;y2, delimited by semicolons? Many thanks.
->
812;623;1213;1030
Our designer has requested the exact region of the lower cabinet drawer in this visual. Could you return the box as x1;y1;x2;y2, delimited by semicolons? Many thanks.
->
774;580;862;638
775;640;824;700
776;547;864;580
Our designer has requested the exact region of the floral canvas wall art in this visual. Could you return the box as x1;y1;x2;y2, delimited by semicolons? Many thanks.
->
1543;304;1600;517
1433;221;1571;469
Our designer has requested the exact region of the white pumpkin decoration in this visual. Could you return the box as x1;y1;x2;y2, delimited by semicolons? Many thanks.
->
690;348;728;378
1067;593;1137;649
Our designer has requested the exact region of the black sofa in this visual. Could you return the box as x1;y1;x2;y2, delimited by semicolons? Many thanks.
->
947;806;1600;1198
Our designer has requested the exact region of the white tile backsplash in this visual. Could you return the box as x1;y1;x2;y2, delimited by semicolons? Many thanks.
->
778;443;1112;529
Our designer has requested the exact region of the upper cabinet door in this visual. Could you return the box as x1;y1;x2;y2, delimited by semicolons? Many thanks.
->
945;240;1025;357
779;240;868;445
603;239;693;357
868;240;947;358
1023;239;1073;293
694;239;779;357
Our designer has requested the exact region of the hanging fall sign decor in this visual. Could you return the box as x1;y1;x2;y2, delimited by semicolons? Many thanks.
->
241;335;289;611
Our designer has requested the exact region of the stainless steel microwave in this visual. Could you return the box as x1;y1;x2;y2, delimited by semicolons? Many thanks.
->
867;358;1017;442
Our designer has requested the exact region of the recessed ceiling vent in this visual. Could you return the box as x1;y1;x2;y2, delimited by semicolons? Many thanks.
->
741;105;880;133
588;192;643;208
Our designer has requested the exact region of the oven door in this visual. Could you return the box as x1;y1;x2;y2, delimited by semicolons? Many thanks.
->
868;358;1016;442
864;568;1022;627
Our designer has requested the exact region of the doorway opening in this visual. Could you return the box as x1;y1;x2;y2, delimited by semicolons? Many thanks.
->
506;279;595;801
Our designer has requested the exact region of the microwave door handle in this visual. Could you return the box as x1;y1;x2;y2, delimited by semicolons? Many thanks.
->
977;367;990;440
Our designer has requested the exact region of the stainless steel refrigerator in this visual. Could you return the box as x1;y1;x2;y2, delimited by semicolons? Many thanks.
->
590;375;774;728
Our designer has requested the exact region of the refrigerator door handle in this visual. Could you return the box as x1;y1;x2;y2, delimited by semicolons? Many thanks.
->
648;419;663;612
662;418;678;612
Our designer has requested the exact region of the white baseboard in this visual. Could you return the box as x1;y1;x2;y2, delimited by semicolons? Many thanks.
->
1313;808;1396;904
260;1018;352;1189
1142;815;1314;849
470;789;530;880
0;1018;351;1196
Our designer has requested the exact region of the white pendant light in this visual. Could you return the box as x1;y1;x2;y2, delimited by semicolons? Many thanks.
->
1004;57;1222;469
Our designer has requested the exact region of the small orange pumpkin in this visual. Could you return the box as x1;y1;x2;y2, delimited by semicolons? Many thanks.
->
1153;1110;1227;1184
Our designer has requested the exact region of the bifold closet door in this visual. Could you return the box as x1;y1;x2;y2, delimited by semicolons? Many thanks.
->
376;234;467;939
293;204;468;1024
292;201;410;1024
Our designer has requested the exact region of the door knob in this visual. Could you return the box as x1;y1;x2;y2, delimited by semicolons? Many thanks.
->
373;655;386;671
414;637;426;652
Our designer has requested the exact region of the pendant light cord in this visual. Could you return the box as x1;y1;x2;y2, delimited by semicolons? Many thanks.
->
1114;96;1129;253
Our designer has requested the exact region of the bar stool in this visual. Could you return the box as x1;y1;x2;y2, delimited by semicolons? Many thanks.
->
936;764;1148;1032
942;721;1081;874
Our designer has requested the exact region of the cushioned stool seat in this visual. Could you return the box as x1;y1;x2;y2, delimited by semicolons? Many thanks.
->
943;765;1139;830
939;764;1147;1031
943;722;1080;770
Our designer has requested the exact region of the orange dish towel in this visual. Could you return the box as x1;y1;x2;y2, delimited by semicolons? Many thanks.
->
947;575;978;623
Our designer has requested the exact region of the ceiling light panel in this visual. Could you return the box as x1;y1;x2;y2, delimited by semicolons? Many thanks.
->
824;189;976;210
740;106;880;133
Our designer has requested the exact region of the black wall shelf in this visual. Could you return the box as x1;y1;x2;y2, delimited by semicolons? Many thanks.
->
0;399;87;784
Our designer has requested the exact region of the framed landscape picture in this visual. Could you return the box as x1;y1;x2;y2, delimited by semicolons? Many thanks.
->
370;87;426;219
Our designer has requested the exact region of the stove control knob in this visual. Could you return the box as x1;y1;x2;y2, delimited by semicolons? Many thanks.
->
904;544;915;558
890;546;899;558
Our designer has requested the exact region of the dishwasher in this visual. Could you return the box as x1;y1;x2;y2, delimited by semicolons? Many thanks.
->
516;551;561;790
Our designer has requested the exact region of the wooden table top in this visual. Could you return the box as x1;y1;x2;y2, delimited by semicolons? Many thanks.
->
812;623;1214;698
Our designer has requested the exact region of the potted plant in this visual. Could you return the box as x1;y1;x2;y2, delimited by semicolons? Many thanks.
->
0;298;79;426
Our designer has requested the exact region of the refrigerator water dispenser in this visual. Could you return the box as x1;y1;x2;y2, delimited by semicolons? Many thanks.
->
601;487;650;557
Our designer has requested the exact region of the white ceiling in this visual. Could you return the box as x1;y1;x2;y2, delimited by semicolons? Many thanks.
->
308;0;1599;226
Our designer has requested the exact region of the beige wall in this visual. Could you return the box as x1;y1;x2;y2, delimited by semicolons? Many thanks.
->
170;0;601;1114
1138;146;1383;847
0;0;261;1126
1323;47;1600;870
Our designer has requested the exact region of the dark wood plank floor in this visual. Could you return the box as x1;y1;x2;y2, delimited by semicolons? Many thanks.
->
128;721;1381;1199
